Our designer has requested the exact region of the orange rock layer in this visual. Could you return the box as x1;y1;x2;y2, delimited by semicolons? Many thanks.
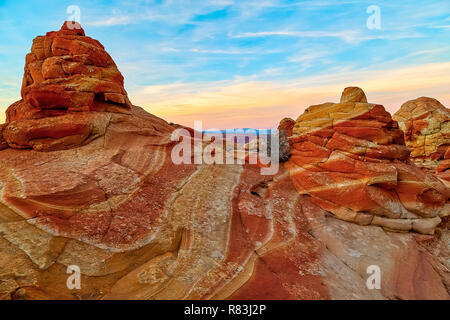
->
286;87;449;235
2;22;132;151
437;148;450;187
393;97;450;169
1;113;448;299
0;124;7;150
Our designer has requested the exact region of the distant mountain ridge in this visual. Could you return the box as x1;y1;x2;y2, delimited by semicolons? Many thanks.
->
203;128;276;134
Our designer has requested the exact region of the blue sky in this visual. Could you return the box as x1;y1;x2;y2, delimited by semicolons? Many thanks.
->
0;0;449;128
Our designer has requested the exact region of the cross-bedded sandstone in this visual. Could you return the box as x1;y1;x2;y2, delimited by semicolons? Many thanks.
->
393;97;450;170
3;22;132;151
286;87;449;235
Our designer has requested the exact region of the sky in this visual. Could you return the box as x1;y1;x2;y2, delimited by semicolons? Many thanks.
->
0;0;449;128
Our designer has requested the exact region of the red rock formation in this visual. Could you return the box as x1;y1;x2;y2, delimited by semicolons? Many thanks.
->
286;87;449;235
278;117;295;137
393;97;450;169
340;86;368;103
0;23;330;300
2;21;132;151
437;147;450;186
0;124;8;150
0;27;448;300
277;118;295;161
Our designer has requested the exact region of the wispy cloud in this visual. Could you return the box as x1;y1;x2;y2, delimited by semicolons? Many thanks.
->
431;25;450;29
87;15;131;26
86;12;162;27
191;48;256;55
288;49;331;70
231;30;423;43
190;48;282;55
231;30;360;42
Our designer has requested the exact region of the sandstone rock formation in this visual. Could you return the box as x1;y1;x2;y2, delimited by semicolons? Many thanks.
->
278;118;295;161
286;87;449;235
437;147;450;187
393;97;450;169
0;124;8;150
278;117;295;138
2;21;132;151
0;26;448;300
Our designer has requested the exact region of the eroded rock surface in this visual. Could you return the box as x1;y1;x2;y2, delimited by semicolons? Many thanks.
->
3;21;132;151
0;124;8;150
286;87;449;235
393;97;450;169
278;118;295;138
437;148;450;187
